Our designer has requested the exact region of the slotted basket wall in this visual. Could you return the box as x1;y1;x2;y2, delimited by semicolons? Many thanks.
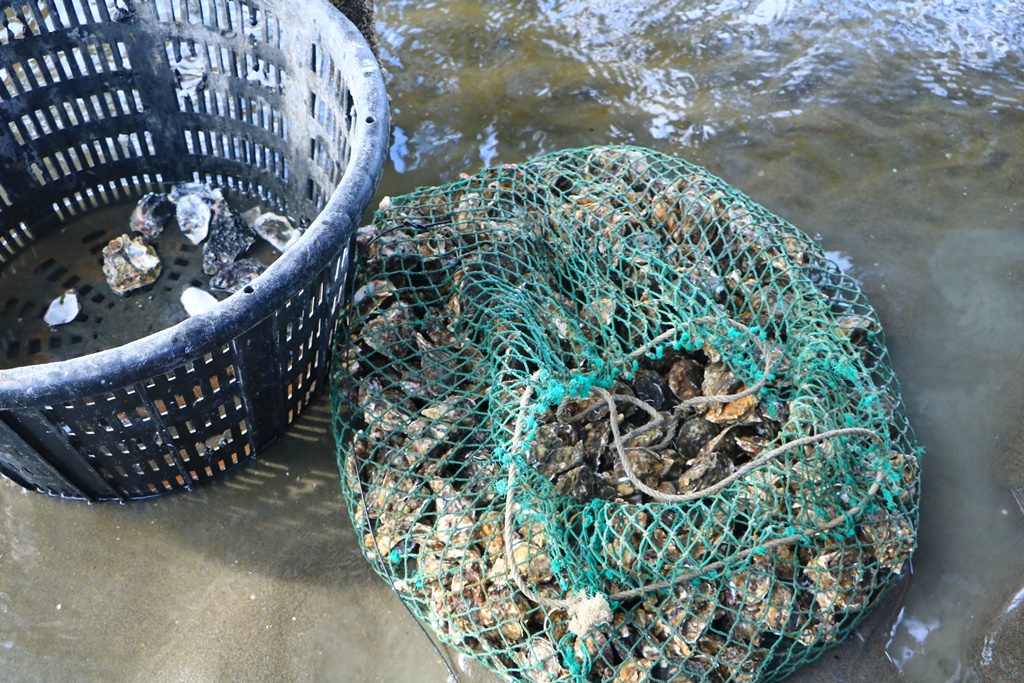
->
0;0;388;501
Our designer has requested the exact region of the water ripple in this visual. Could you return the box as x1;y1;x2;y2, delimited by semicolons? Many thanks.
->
376;0;1024;173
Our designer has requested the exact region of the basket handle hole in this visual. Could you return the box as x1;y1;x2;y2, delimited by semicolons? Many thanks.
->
244;285;255;294
365;116;375;124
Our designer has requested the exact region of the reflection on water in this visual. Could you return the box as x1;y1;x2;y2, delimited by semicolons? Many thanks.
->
379;0;1024;185
887;606;957;677
3;0;1024;681
824;250;856;278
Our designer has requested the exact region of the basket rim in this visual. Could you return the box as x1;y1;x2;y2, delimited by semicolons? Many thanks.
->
0;0;390;408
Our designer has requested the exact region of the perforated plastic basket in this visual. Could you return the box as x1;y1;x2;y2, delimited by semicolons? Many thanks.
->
0;0;388;501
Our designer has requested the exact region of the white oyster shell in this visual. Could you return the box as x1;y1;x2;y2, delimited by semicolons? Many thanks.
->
180;286;219;317
43;290;80;326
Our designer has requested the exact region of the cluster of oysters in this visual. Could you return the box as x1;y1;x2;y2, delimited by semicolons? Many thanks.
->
45;185;301;329
95;183;300;313
336;147;920;682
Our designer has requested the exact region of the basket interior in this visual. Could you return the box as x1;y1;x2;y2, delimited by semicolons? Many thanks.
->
0;0;385;500
0;0;362;369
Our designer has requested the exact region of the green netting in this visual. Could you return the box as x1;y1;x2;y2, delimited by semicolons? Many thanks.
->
330;145;921;683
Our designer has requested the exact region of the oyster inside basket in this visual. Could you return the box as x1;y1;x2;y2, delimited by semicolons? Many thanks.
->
0;0;388;501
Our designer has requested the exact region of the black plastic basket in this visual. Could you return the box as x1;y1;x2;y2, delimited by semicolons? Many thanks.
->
0;0;388;501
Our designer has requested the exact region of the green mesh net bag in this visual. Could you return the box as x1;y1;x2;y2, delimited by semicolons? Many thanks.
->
330;145;921;683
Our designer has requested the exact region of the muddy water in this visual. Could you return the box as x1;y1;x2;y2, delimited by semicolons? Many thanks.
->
3;0;1024;681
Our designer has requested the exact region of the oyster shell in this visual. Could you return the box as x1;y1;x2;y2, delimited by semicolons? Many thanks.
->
802;547;873;614
253;212;302;252
860;510;916;574
674;417;722;462
43;289;79;326
702;362;759;423
553;464;596;501
129;192;174;241
513;637;564;683
175;193;211;245
169;182;223;204
107;0;134;22
667;357;703;402
209;257;267;293
102;234;161;294
632;368;669;410
180;286;218;316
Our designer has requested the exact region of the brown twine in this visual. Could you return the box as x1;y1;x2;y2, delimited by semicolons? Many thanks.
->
598;385;882;504
557;320;776;450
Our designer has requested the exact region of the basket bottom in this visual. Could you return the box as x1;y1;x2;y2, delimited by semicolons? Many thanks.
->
0;190;282;371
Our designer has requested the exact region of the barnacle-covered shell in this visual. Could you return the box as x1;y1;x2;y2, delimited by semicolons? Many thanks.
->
203;205;256;274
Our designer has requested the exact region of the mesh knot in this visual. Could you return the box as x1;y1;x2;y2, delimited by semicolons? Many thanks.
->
567;592;612;637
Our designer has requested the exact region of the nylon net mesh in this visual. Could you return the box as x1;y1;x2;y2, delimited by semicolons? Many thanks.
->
331;145;921;683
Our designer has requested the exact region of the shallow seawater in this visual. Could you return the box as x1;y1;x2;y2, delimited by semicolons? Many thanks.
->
3;0;1024;681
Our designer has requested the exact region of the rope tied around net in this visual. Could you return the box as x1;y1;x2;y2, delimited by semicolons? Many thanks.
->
500;373;615;637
